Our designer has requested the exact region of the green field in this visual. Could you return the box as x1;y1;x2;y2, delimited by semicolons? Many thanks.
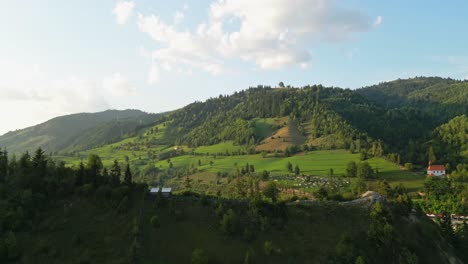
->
155;150;425;192
193;141;245;154
158;150;406;176
55;147;424;195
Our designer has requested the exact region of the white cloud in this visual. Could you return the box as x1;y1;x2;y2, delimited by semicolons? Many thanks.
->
147;63;160;85
137;0;380;79
373;16;383;27
174;11;184;25
112;1;135;25
102;72;136;96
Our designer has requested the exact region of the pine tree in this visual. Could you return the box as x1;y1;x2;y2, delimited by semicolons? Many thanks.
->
102;168;109;184
428;146;436;163
31;148;47;191
110;160;121;186
124;164;132;185
87;154;103;185
0;149;8;183
75;161;85;186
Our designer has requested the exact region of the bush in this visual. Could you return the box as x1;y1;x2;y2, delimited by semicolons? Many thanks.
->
2;231;19;260
96;185;112;200
111;186;130;201
263;182;279;202
116;196;129;214
244;248;254;264
220;209;239;235
313;187;328;200
79;184;94;196
243;227;255;242
191;248;208;264
263;240;274;255
150;215;160;229
404;163;413;171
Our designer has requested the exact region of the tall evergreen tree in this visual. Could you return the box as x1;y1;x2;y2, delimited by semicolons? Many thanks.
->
0;149;8;183
87;154;103;185
124;164;132;185
75;162;85;186
110;160;121;186
30;148;47;191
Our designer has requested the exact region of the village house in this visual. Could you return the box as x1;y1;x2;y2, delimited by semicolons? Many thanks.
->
427;162;446;177
149;187;172;197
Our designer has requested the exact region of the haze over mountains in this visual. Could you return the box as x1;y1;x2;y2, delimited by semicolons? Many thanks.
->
0;109;162;154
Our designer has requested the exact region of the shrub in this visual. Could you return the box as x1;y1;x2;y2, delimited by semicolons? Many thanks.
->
263;240;274;255
243;227;255;242
116;196;129;214
244;248;254;264
191;248;208;264
404;163;413;171
220;209;239;235
150;215;160;229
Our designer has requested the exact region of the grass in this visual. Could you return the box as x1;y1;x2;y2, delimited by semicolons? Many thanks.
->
155;150;424;192
54;130;424;195
193;141;245;154
159;150;396;176
256;117;305;152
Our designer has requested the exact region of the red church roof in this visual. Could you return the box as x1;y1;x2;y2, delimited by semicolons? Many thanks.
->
428;165;445;171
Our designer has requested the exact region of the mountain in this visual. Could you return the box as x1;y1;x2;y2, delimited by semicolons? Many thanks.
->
0;109;161;154
160;86;376;150
148;80;464;164
2;77;466;166
356;77;467;119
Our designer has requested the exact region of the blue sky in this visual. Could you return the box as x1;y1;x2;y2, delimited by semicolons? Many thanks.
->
0;0;467;135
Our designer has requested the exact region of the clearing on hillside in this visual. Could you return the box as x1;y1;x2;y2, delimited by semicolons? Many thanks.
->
256;117;305;152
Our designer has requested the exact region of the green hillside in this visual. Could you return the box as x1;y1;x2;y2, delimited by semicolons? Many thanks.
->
355;77;459;107
1;77;468;263
40;77;466;196
0;109;161;154
14;193;457;264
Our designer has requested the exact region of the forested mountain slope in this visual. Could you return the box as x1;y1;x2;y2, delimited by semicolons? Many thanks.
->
158;86;378;153
356;77;458;106
0;110;160;154
431;115;468;165
2;77;466;167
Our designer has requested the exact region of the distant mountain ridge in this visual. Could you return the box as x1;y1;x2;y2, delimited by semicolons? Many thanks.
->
356;76;467;107
0;109;162;154
1;77;466;166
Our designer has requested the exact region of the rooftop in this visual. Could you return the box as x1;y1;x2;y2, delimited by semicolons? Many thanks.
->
427;165;445;171
149;187;172;193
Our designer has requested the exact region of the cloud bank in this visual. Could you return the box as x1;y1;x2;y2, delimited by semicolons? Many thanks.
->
112;1;135;25
137;0;382;83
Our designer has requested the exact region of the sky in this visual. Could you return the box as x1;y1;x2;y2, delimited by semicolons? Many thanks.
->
0;0;467;135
